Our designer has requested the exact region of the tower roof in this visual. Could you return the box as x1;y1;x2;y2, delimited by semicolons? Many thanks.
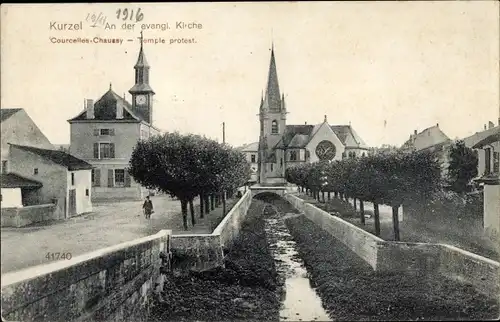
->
134;31;149;68
262;46;281;111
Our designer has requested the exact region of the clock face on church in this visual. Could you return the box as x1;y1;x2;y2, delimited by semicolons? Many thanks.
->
135;95;147;105
315;140;336;161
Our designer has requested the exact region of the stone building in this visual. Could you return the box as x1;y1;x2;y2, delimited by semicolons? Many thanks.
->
257;46;369;185
68;36;160;201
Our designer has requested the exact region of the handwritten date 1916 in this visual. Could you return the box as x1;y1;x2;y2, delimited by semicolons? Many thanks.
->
116;8;144;23
45;252;72;261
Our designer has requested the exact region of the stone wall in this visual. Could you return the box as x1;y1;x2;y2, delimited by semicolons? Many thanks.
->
1;204;57;228
1;230;172;321
284;194;500;298
171;190;253;272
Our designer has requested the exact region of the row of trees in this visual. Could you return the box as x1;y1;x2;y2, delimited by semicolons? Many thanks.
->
128;132;251;230
285;151;443;240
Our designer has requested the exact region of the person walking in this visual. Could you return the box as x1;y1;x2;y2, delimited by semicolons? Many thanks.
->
143;196;154;219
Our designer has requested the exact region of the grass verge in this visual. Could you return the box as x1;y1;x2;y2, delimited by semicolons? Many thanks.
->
149;199;281;322
285;215;499;321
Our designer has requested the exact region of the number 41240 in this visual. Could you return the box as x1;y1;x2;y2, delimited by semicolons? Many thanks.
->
45;252;72;260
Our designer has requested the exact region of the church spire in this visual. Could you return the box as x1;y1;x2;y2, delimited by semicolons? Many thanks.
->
134;31;149;68
263;45;281;112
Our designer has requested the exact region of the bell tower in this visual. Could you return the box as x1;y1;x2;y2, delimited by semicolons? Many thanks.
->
129;31;155;125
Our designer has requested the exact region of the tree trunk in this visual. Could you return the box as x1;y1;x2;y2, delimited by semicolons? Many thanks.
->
205;195;210;215
359;200;365;225
317;191;320;202
189;199;195;226
222;191;227;217
392;206;400;241
327;192;331;201
334;191;338;199
210;195;215;211
353;198;357;211
374;203;381;236
180;199;188;231
321;191;325;203
199;193;204;218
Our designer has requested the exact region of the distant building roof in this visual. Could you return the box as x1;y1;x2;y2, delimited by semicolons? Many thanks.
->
273;124;369;150
9;144;93;171
463;125;500;148
401;124;451;152
0;108;22;122
240;142;259;152
1;173;43;189
472;131;500;149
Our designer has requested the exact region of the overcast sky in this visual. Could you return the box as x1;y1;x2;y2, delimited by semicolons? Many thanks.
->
1;2;499;148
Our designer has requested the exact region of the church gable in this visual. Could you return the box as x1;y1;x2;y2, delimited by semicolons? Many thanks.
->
306;121;344;153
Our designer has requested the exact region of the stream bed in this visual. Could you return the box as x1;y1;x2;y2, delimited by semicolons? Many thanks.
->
263;206;331;322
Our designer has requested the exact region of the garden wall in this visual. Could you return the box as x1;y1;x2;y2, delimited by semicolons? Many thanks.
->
171;190;252;272
284;194;500;297
1;230;172;322
1;203;57;228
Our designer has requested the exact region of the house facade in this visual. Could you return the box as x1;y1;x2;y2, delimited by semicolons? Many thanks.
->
1;108;54;174
239;142;259;183
7;144;93;218
68;38;160;201
256;46;369;185
473;131;500;238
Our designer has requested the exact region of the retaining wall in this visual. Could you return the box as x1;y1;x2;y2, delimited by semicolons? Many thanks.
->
171;190;252;272
1;204;57;228
1;230;172;322
284;194;500;298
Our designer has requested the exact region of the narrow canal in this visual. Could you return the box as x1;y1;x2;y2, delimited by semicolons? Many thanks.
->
259;197;331;322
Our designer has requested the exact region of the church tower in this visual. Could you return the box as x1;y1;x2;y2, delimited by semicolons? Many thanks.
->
258;44;287;184
129;31;155;125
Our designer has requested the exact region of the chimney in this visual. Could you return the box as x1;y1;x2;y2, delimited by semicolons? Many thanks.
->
85;99;94;119
484;124;487;130
324;115;327;123
414;130;417;135
488;121;494;129
305;121;307;125
436;123;439;127
116;103;123;119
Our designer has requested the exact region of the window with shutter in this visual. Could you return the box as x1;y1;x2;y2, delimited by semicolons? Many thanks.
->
108;169;114;187
93;143;99;159
110;129;115;136
493;152;499;174
114;169;125;187
485;148;491;174
94;169;101;187
93;129;100;136
110;143;115;158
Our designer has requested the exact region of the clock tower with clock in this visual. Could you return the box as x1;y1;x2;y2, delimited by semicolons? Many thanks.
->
129;31;155;125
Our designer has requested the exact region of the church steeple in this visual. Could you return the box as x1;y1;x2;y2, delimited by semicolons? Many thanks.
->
129;31;155;125
262;45;281;112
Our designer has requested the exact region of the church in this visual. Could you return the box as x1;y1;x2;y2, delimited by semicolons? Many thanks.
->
257;46;369;185
68;33;160;201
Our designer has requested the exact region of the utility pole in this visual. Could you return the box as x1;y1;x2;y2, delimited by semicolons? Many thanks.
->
222;122;226;144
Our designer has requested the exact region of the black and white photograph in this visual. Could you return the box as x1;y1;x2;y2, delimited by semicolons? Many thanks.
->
1;2;499;321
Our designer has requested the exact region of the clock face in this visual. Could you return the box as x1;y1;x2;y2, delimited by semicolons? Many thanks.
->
135;95;147;105
315;140;336;161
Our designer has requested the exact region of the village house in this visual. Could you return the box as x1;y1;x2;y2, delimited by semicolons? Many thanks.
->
238;142;259;183
256;46;369;185
473;130;500;238
400;124;452;178
68;35;160;201
1;108;54;174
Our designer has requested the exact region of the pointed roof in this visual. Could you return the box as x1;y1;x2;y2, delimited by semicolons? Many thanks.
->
9;144;93;171
0;108;22;122
134;31;149;68
68;88;148;123
1;173;43;189
262;46;281;112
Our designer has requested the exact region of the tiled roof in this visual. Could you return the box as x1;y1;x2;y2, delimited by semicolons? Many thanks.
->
240;142;259;152
68;89;148;123
401;125;451;151
9;144;93;171
0;108;22;122
463;126;500;148
472;131;500;149
1;173;43;189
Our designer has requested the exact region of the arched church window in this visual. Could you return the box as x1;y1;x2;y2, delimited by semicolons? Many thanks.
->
271;120;278;134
